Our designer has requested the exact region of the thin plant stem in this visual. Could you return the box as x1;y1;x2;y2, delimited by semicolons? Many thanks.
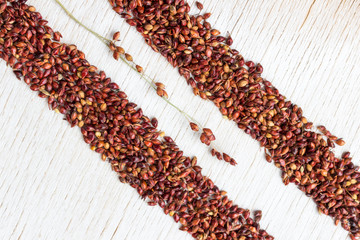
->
54;0;227;157
54;0;202;127
54;0;111;44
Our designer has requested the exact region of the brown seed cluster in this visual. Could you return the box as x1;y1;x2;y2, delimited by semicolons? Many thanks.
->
110;30;144;78
109;0;360;238
155;81;168;98
211;149;237;166
189;122;237;166
0;1;272;240
201;128;215;145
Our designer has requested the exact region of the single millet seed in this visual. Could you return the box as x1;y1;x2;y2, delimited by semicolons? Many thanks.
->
190;122;199;132
113;31;120;41
195;1;203;11
125;53;133;61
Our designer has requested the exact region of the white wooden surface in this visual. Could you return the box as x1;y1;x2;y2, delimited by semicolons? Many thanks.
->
0;0;359;239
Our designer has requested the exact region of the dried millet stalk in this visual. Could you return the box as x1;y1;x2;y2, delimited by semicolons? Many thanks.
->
55;0;237;165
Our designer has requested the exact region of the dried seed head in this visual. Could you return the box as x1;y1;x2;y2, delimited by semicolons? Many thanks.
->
136;65;143;73
156;87;163;97
155;82;165;90
112;31;120;41
109;42;116;51
113;51;120;60
223;153;231;162
211;148;217;156
190;122;199;132
202;128;213;136
156;87;168;98
200;133;209;145
208;134;215;141
162;90;168;98
230;159;237;165
116;46;125;55
125;53;133;61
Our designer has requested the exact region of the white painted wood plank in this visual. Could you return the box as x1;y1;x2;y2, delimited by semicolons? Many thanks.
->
0;0;359;239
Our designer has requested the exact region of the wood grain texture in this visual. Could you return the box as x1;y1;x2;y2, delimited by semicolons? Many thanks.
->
0;0;359;239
